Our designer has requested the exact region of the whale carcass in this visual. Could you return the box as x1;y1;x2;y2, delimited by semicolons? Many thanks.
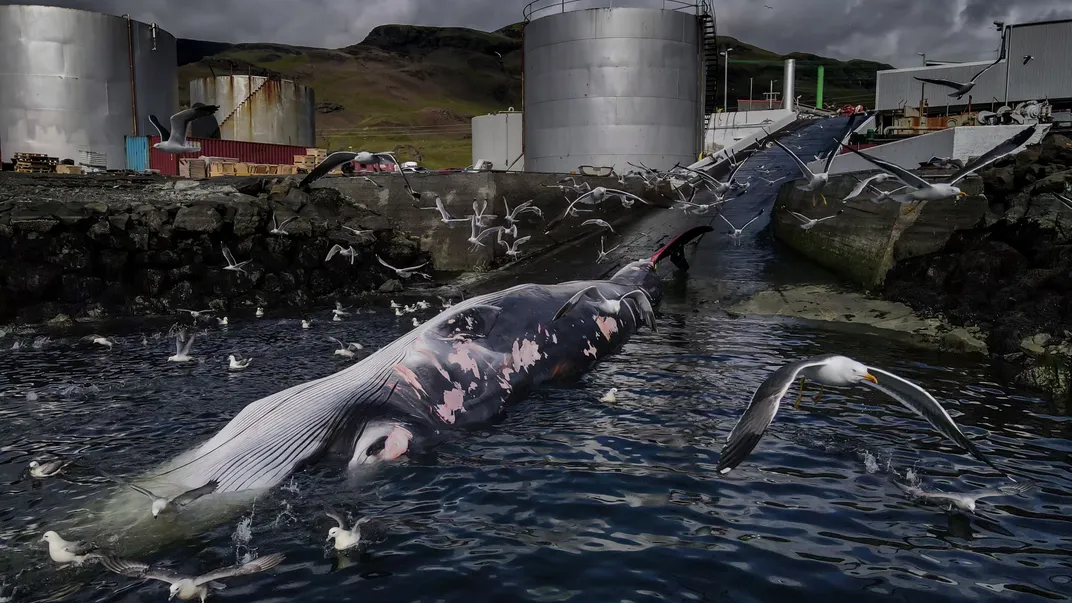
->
144;227;712;496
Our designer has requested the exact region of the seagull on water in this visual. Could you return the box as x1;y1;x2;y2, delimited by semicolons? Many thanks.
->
600;388;618;403
581;219;615;234
503;197;543;226
269;213;297;236
416;300;431;310
411;317;421;327
421;197;470;225
326;511;374;551
839;125;1036;209
101;469;218;518
221;245;251;276
216;316;228;326
718;210;764;246
147;104;220;154
29;459;71;478
715;354;1010;476
228;354;252;370
786;208;844;230
255;307;264;318
168;331;197;363
894;480;1033;514
499;235;530;258
41;531;97;566
595;236;620;264
377;255;430;279
82;335;117;349
553;286;656;332
325;244;357;265
913;56;1002;99
98;552;285;602
333;301;351;318
329;336;362;358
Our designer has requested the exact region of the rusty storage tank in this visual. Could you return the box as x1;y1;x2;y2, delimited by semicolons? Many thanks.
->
188;75;315;147
0;5;177;169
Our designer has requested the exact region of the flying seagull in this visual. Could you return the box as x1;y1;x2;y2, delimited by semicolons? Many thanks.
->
168;330;197;363
100;469;218;518
421;197;470;225
467;215;505;250
838;125;1036;205
148;105;220;154
842;173;892;202
786;208;844;230
895;480;1033;514
913;56;1002;99
376;255;430;279
328;336;362;358
504;197;543;225
98;552;284;602
221;244;251;276
499;235;531;258
299;151;420;200
82;334;117;349
768;114;861;204
325;244;357;265
718;210;764;246
715;354;1008;476
581;219;615;233
595;236;620;264
269;213;297;236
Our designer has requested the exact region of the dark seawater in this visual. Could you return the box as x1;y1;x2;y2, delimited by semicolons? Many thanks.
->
1;119;1070;602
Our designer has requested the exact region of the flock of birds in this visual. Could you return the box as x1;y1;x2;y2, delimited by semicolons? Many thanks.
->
8;106;1043;600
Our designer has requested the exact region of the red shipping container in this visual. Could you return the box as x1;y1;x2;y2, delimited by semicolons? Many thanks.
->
148;136;311;176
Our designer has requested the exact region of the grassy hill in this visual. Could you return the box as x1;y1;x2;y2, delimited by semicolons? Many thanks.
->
176;26;889;169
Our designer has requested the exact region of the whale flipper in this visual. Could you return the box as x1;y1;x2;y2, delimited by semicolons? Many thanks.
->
620;290;656;332
433;305;503;340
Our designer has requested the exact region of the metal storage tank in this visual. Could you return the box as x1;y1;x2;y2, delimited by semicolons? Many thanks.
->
0;5;177;169
189;76;316;147
522;1;704;173
471;109;524;171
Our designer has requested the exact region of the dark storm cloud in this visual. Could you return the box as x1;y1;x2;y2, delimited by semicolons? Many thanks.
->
5;0;1072;66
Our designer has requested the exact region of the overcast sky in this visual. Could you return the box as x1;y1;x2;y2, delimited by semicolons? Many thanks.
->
6;0;1072;67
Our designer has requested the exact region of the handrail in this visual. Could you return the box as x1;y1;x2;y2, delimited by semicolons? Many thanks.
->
523;0;711;22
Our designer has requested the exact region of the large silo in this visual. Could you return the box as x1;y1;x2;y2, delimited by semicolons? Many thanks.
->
0;5;177;169
189;76;315;147
523;3;703;173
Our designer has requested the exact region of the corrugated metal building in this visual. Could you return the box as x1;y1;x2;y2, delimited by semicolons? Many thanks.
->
875;18;1072;112
142;136;309;176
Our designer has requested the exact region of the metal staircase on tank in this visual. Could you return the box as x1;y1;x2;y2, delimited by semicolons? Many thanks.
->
217;75;272;132
699;3;719;140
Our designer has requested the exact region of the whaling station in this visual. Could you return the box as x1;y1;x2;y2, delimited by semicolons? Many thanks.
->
0;2;1069;187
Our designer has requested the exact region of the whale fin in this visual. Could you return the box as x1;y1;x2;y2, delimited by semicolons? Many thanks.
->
552;286;600;321
649;225;714;267
434;305;502;340
620;290;656;332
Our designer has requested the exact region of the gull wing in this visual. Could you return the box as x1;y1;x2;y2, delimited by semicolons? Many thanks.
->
718;213;737;230
514;235;531;247
769;137;816;180
1055;193;1072;211
863;366;1005;475
180;333;196;356
726;157;748;183
299;152;358;188
62;538;97;556
147;115;170;141
376;255;400;272
99;556;182;583
221;245;236;266
171;479;219;506
326;510;348;529
399;262;429;273
740;210;765;231
373;152;418;199
824;114;860;173
787;210;812;224
327;336;344;349
837;143;932;189
717;354;840;473
194;552;286;586
947;125;1037;184
168;105;218;145
552;285;601;321
277;216;298;229
325;244;343;262
913;77;965;90
843;173;884;201
620;289;656;332
474;226;504;243
604;188;653;206
966;481;1035;501
173;332;185;356
969;56;1002;83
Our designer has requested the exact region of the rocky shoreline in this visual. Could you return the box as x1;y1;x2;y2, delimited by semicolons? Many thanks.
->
880;132;1072;396
0;173;431;325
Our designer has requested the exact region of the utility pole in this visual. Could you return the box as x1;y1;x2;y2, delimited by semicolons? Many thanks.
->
720;48;734;111
747;77;753;121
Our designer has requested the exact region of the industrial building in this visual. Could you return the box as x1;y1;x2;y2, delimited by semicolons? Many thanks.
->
872;18;1072;136
0;4;178;170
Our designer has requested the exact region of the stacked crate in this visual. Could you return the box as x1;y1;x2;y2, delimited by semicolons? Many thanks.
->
14;153;58;173
294;148;330;173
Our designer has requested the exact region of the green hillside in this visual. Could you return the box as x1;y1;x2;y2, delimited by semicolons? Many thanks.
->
176;26;888;169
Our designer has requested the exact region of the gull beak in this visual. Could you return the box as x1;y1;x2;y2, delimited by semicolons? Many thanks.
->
864;373;878;384
958;191;967;198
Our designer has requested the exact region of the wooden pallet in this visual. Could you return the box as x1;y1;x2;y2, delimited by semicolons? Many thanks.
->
15;165;54;173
